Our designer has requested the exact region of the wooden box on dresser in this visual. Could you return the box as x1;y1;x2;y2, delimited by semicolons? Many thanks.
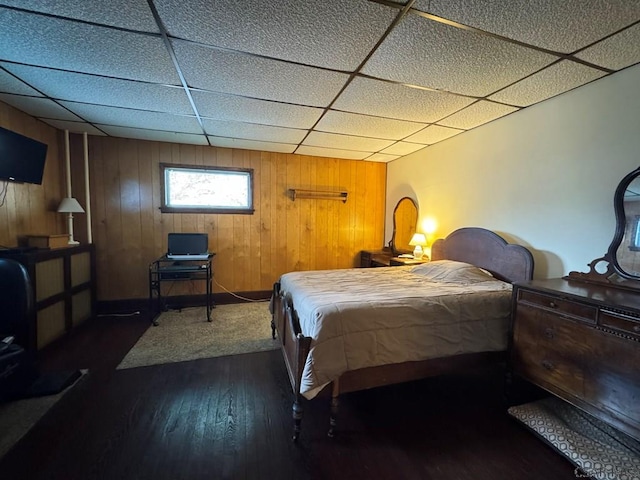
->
510;278;640;442
0;244;96;351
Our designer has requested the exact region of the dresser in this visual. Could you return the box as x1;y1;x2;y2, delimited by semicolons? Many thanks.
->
510;278;640;441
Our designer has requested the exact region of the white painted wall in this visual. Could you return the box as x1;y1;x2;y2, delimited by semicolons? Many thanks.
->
386;63;640;279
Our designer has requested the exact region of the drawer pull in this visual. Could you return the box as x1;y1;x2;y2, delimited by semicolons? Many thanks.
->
541;360;555;371
634;325;640;333
544;328;555;339
549;301;558;309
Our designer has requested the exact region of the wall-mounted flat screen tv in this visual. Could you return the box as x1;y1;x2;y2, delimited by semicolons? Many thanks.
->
0;126;48;185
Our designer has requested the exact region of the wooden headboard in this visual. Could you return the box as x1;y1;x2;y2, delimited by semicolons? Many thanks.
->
431;227;534;283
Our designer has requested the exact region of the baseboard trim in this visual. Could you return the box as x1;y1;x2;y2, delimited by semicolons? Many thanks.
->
97;290;272;315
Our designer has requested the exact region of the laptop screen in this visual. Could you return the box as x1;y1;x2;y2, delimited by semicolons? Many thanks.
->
167;233;208;255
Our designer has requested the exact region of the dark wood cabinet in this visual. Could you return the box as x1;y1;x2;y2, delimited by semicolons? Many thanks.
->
0;244;96;351
360;248;393;267
510;278;640;442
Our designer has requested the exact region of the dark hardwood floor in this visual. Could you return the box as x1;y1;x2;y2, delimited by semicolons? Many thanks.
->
0;313;579;480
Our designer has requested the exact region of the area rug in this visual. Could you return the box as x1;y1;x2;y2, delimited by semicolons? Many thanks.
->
508;397;640;480
117;301;278;369
0;370;87;459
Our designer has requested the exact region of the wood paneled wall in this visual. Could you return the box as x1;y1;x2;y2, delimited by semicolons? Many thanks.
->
80;136;387;301
0;102;65;248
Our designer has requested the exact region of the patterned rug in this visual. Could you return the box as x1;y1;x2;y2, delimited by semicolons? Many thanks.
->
117;301;278;369
508;397;640;480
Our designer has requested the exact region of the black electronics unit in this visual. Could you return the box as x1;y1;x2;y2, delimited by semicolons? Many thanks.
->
0;126;48;185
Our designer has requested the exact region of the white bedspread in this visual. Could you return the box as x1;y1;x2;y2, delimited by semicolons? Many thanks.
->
279;264;513;399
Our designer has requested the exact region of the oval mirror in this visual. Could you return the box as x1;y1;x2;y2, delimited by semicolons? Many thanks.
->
608;166;640;279
391;197;418;254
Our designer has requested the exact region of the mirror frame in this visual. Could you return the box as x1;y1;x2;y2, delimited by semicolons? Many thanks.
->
607;165;640;280
567;165;640;289
390;196;418;255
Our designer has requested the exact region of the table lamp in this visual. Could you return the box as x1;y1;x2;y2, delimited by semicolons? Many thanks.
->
409;233;428;260
57;197;85;245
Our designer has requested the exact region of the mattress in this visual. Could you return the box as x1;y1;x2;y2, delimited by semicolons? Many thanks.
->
279;261;513;399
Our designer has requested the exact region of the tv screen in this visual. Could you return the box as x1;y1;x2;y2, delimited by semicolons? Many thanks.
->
0;126;48;185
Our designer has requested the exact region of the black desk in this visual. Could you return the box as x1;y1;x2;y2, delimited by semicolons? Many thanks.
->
148;255;215;325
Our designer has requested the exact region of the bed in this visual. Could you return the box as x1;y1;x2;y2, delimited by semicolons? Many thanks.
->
270;227;534;440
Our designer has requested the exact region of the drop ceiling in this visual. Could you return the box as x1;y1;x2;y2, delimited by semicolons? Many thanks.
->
0;0;639;162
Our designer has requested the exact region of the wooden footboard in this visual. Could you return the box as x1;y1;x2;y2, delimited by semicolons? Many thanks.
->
270;282;312;441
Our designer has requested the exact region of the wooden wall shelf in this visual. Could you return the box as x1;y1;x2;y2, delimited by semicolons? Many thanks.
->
289;189;348;203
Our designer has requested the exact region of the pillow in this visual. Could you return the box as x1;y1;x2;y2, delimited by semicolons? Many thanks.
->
410;260;496;284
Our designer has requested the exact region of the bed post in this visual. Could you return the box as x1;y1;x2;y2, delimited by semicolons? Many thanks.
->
269;282;280;339
328;380;340;438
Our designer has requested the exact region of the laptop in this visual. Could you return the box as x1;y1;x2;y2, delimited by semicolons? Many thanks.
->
166;233;210;261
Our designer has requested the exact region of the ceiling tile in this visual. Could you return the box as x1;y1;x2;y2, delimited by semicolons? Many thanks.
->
0;67;43;96
201;119;307;144
0;0;159;32
576;23;640;70
489;60;607;106
173;40;349;107
60;102;203;134
437;101;519;129
155;0;397;70
316;111;426;140
191;90;323;129
362;13;557;96
417;0;640;54
295;145;370;160
0;94;83;121
303;131;394;152
404;125;464;144
207;136;296;154
380;142;426;156
365;153;400;162
333;76;476;123
2;63;193;114
99;125;208;145
39;119;106;136
0;8;179;84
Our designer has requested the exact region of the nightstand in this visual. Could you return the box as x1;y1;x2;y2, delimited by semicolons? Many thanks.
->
390;257;429;266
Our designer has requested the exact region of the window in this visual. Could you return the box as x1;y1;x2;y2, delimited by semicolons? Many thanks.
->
160;163;254;214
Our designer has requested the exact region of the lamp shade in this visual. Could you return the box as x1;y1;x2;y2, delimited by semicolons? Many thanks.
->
409;233;427;246
57;197;85;213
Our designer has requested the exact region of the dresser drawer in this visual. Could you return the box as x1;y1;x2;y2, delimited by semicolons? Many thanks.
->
599;310;640;339
517;289;597;324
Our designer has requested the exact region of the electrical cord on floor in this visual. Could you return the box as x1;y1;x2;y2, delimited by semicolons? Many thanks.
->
97;311;141;317
213;277;270;303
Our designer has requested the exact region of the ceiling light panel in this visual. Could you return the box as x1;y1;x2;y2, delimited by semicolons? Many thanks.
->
201;119;307;144
191;90;323;129
404;125;464;144
295;145;370;160
99;125;209;145
0;94;83;121
155;0;398;71
0;67;42;96
489;61;607;106
303;131;395;152
380;142;426;156
39;119;105;136
0;8;179;84
207;136;296;154
173;40;349;107
60;102;203;134
417;0;640;54
317;111;426;140
437;101;519;129
0;0;159;32
2;63;193;114
576;23;640;70
333;76;476;123
362;13;557;97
